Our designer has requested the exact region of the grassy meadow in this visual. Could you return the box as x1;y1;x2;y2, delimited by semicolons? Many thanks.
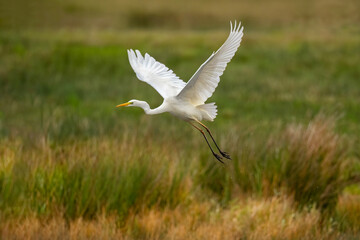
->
1;0;360;239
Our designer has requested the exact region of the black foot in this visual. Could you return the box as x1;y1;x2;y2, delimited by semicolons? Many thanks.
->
220;151;231;160
213;153;224;164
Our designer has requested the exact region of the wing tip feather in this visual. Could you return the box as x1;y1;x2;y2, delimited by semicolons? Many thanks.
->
229;20;244;34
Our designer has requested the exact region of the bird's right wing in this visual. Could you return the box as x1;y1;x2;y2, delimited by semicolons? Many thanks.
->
177;21;244;105
128;49;186;99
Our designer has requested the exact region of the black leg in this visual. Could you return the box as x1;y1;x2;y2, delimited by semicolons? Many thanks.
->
195;120;231;160
189;122;224;163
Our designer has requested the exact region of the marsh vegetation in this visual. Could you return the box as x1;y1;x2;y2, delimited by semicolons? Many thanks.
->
0;0;360;238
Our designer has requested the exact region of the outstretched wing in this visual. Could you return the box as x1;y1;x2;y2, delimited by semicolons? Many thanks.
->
127;49;186;99
177;21;244;105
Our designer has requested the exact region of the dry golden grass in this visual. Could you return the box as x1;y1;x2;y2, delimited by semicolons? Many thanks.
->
336;194;360;233
282;116;349;214
0;215;123;240
2;196;352;240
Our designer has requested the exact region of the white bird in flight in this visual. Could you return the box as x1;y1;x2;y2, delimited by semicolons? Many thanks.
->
117;21;244;163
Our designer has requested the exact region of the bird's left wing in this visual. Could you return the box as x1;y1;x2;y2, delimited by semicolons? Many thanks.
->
177;21;244;105
128;49;186;98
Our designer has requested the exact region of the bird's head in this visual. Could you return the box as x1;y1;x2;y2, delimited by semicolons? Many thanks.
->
116;99;147;108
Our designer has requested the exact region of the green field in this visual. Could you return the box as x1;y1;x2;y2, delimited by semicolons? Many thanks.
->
1;0;360;239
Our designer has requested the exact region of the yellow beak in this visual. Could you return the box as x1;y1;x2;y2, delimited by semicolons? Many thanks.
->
116;102;131;107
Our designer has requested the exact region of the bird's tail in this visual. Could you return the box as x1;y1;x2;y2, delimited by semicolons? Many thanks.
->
197;102;218;121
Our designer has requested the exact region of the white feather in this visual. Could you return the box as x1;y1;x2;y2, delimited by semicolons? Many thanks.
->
127;49;186;98
177;21;244;105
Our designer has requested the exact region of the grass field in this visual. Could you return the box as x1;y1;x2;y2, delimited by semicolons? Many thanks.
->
1;0;360;239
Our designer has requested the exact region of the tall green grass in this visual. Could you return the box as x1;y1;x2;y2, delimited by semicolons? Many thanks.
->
0;135;190;220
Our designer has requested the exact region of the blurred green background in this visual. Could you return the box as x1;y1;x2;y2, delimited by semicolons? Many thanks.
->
1;0;360;140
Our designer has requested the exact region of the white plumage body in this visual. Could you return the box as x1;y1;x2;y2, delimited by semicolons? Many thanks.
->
159;97;216;121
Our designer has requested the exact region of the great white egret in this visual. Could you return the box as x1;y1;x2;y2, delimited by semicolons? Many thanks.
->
117;21;244;163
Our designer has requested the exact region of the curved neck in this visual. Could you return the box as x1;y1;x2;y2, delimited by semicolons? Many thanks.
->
136;101;166;115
